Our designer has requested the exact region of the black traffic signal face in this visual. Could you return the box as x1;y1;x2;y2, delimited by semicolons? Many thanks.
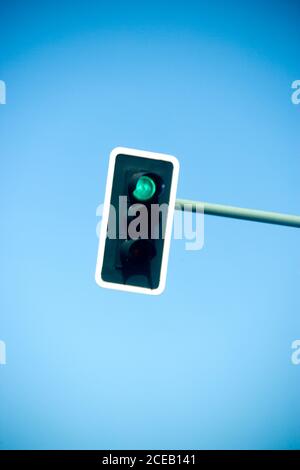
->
96;147;179;295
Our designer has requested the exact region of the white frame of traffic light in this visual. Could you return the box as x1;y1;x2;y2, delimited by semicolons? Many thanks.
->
95;146;180;295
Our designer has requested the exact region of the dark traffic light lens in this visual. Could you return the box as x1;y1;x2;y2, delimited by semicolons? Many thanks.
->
133;175;156;201
121;239;156;266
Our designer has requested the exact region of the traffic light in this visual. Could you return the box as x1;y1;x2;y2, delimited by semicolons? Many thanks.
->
95;147;179;295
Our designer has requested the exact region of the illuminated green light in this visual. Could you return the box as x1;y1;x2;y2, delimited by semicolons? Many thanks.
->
133;175;156;201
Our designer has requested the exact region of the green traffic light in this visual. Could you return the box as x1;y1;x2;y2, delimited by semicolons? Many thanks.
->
133;175;156;201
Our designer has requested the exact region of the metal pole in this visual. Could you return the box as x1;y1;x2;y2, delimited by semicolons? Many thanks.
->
175;199;300;228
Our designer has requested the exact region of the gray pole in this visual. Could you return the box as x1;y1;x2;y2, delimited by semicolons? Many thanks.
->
175;199;300;228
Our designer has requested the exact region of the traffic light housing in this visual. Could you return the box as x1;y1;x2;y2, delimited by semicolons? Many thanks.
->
95;147;179;295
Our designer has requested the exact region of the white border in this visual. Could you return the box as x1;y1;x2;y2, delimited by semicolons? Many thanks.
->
95;146;179;295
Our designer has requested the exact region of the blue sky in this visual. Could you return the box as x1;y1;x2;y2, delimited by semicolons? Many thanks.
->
0;0;299;449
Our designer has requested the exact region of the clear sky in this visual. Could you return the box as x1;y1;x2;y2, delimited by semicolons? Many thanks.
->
0;0;299;449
